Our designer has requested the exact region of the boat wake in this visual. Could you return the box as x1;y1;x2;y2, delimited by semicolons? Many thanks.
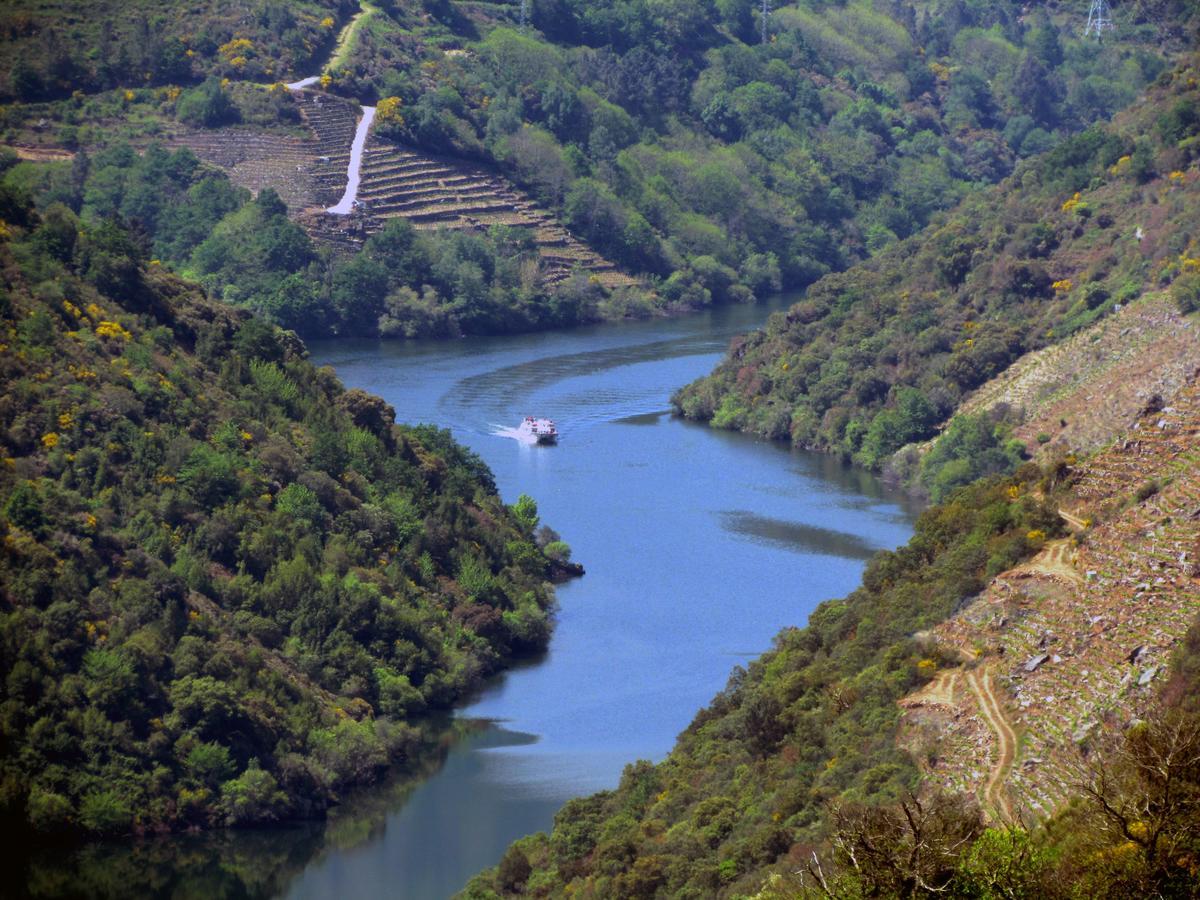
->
490;425;539;444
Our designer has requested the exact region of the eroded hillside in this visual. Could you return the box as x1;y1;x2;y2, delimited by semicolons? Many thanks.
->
900;370;1200;821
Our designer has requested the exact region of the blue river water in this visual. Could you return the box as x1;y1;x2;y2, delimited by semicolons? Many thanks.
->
287;298;917;898
18;298;916;899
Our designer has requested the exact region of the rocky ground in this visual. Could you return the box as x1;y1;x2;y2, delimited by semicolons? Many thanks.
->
899;361;1200;823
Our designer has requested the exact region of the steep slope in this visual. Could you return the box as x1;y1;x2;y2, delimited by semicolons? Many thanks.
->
955;289;1200;459
899;371;1200;822
673;65;1200;472
0;0;353;100
0;202;561;836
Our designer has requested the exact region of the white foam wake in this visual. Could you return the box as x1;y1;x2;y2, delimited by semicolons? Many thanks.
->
491;425;538;444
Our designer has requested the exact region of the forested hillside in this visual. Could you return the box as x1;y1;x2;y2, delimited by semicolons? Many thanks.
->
330;0;1196;304
0;0;352;100
3;0;1197;338
675;62;1200;494
463;352;1200;900
0;192;563;836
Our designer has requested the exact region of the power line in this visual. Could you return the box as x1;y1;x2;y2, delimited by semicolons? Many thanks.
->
1084;0;1115;39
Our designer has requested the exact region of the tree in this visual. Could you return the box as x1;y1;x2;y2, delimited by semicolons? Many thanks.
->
1075;711;1200;896
176;77;238;128
513;494;539;532
805;793;984;898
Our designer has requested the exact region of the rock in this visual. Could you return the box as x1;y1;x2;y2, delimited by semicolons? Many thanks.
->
1024;654;1050;673
1138;666;1157;686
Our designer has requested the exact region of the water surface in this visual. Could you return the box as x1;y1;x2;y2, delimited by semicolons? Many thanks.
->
287;299;917;898
21;299;917;899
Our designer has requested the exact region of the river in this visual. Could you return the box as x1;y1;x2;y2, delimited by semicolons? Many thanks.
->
17;298;917;899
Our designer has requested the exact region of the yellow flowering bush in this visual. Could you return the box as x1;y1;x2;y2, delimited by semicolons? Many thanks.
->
95;320;132;340
218;37;253;61
376;95;404;129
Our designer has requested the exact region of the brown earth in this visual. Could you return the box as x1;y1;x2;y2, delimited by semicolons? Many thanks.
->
171;88;643;291
958;291;1200;460
898;365;1200;823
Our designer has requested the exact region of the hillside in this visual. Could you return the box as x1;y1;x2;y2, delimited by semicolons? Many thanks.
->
0;0;352;100
0;197;564;836
954;288;1200;459
461;344;1200;900
3;0;1198;340
674;63;1200;482
900;371;1200;822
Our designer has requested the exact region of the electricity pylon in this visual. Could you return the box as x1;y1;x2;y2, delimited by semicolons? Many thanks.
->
1084;0;1115;39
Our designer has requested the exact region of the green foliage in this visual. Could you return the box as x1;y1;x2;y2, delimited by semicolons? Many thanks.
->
675;69;1200;471
176;77;239;128
0;206;560;836
320;0;1197;317
920;412;1027;502
955;827;1056;899
512;493;539;532
0;0;348;100
1173;272;1200;315
472;468;1064;896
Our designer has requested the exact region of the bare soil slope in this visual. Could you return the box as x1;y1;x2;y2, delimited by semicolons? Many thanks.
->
900;368;1200;822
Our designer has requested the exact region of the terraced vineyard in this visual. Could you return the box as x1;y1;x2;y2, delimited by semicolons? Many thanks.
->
168;128;319;212
900;370;1200;822
175;87;641;290
958;291;1200;460
356;138;639;288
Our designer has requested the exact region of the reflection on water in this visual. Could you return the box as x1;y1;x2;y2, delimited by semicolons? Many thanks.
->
612;410;672;426
718;510;884;560
23;296;919;900
15;719;482;900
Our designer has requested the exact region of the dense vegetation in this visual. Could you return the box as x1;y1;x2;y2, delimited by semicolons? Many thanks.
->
462;466;1065;897
0;192;565;836
674;64;1200;490
0;0;353;101
3;0;1196;340
0;144;606;338
327;0;1198;304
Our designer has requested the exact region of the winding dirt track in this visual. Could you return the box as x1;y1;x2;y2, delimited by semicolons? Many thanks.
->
1058;507;1089;531
966;667;1016;822
1020;538;1084;585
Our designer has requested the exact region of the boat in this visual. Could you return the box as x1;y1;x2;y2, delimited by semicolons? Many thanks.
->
518;415;558;444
